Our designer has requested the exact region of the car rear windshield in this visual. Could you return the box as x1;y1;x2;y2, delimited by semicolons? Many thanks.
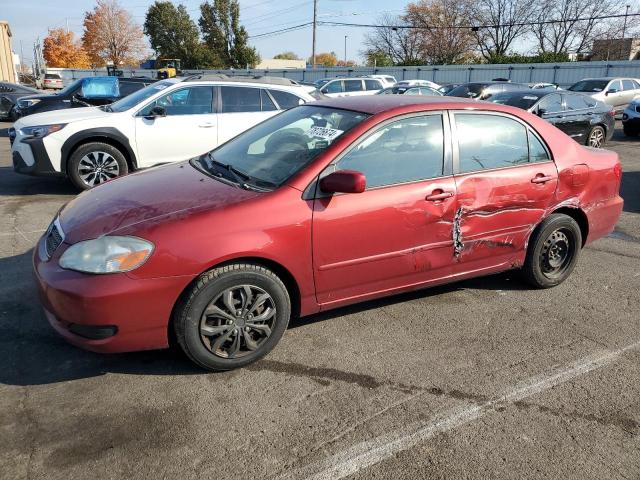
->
193;105;369;189
45;74;61;79
489;92;544;109
446;84;488;98
108;80;175;112
568;80;609;92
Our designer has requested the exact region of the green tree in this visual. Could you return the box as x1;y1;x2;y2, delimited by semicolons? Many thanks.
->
363;49;395;67
144;1;220;68
274;51;300;60
199;0;260;69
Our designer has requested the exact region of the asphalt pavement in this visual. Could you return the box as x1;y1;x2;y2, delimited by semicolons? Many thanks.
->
0;120;639;480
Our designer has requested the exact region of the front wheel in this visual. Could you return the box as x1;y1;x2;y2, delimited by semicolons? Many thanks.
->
173;264;291;371
586;125;605;148
522;214;582;288
67;142;128;190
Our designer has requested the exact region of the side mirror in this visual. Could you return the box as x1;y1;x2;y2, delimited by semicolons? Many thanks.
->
145;105;166;119
605;88;618;95
537;108;547;117
320;170;366;194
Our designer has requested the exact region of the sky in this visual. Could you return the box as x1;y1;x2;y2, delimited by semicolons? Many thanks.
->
1;0;405;66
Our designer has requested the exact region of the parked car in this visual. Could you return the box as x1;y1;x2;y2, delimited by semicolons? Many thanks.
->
567;77;640;113
318;77;384;97
395;79;441;90
0;81;42;120
622;99;640;136
437;83;462;95
313;76;346;88
361;74;397;87
42;73;64;90
529;82;562;90
33;96;623;371
377;85;442;96
446;81;529;100
489;90;614;148
13;76;155;119
11;76;318;190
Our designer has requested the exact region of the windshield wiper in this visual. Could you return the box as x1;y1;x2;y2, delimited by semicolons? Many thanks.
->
102;105;113;112
205;153;268;191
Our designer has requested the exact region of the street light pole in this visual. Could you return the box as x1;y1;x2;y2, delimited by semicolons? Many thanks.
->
344;35;348;64
312;0;317;69
622;4;631;60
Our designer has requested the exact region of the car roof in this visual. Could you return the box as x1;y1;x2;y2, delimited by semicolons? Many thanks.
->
312;95;481;114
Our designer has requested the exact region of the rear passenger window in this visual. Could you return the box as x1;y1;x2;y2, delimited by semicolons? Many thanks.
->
344;80;363;92
455;114;529;173
529;133;550;163
221;86;261;113
268;89;303;109
538;94;563;113
364;79;381;90
335;115;444;188
565;95;590;110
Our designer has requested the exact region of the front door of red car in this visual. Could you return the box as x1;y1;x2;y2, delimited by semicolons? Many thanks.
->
311;113;457;306
450;111;558;271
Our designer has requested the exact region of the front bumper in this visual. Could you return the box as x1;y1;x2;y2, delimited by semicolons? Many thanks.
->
11;135;63;177
33;237;193;353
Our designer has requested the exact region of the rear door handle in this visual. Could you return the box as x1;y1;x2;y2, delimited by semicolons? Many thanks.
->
426;190;454;201
199;123;216;128
531;174;554;184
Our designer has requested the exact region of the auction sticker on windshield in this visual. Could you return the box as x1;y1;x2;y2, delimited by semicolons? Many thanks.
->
306;126;343;141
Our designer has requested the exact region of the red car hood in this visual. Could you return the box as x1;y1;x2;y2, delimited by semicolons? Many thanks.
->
59;161;261;244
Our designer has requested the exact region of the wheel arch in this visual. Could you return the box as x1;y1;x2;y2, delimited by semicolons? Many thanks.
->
167;256;302;348
548;206;589;247
61;128;138;173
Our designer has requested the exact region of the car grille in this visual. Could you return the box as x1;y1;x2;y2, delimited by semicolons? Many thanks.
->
45;221;63;258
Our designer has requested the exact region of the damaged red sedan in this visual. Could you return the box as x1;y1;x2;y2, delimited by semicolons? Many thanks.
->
34;96;623;371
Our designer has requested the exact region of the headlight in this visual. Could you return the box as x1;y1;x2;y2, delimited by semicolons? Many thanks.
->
19;123;66;138
59;236;154;274
18;98;41;108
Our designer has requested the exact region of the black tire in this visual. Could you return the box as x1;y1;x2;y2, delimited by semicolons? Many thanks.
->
67;142;128;191
623;123;640;137
585;125;605;148
173;263;291;371
522;214;582;289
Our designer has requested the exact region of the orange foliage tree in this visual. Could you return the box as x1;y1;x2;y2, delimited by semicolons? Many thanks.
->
309;52;338;67
82;0;146;67
43;29;90;68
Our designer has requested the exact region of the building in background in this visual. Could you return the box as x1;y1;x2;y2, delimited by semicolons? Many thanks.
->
255;58;306;70
0;21;19;82
591;38;640;61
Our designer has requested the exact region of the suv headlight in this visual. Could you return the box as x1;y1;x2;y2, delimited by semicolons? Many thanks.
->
59;236;154;274
19;123;66;138
18;98;41;108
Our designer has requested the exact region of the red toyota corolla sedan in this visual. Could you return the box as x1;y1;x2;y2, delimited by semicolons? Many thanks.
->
33;96;623;371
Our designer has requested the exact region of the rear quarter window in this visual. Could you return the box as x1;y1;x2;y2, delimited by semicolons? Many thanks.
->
268;89;303;109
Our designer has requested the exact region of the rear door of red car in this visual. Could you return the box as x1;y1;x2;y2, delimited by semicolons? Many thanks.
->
311;112;457;306
450;111;558;271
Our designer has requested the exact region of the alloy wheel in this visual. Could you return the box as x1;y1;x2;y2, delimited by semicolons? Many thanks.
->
78;151;120;187
588;128;604;148
199;285;276;359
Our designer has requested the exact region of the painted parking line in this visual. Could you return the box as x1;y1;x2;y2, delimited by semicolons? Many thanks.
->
278;340;640;480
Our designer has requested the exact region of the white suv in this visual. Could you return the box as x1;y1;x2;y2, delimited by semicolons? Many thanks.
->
319;77;384;97
11;75;318;189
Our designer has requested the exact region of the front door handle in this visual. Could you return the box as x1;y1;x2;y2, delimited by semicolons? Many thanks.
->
199;123;216;128
531;174;554;184
426;190;454;201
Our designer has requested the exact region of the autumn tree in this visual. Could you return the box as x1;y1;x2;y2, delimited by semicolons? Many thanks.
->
82;0;146;67
273;51;300;60
199;0;260;69
144;1;218;68
43;28;90;68
308;52;338;67
469;0;533;61
405;0;475;65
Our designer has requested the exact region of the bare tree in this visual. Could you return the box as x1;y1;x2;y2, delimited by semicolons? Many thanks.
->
470;0;534;60
530;0;619;55
363;14;422;65
405;0;476;64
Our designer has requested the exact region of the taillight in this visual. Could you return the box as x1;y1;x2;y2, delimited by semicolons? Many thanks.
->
607;109;615;118
613;162;622;180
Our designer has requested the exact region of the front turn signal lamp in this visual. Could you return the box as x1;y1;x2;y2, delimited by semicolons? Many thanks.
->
59;236;154;274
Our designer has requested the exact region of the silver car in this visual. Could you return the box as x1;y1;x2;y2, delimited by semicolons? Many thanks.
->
567;77;640;113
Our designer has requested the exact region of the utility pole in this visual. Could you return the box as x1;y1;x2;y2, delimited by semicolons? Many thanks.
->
621;5;630;60
344;35;347;64
66;17;69;33
19;40;24;74
312;0;317;69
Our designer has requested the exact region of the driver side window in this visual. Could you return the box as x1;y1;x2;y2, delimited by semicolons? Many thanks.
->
334;115;444;189
139;86;214;116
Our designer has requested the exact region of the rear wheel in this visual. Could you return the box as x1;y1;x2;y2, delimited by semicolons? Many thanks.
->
522;214;582;288
586;125;605;148
68;142;128;190
173;264;291;371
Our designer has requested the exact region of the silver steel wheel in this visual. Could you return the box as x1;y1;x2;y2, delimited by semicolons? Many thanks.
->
77;151;120;187
588;128;604;148
199;285;276;359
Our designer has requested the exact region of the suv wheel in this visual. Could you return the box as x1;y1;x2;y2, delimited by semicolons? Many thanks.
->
68;142;128;190
586;126;605;148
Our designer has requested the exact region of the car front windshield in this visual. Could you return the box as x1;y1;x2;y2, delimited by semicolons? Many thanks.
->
193;105;369;189
568;80;609;92
490;92;543;109
446;84;487;98
108;80;174;112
